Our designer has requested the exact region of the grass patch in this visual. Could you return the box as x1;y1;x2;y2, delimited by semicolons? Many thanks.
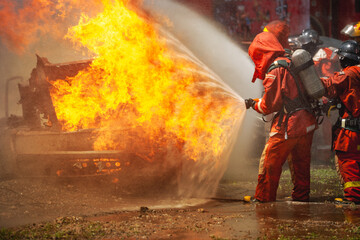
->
0;217;106;240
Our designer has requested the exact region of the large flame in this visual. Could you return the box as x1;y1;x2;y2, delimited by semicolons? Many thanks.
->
0;0;104;54
49;0;243;165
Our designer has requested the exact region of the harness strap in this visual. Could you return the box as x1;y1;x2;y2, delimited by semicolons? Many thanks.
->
283;97;304;113
283;108;306;139
267;60;289;73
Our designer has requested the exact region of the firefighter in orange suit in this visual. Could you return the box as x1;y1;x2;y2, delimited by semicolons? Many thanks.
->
321;40;360;203
245;20;317;202
296;28;341;78
296;29;341;163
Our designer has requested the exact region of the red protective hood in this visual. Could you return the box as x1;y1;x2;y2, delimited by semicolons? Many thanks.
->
248;31;285;83
264;20;290;49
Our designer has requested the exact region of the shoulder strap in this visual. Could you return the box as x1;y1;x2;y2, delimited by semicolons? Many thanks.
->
266;59;289;74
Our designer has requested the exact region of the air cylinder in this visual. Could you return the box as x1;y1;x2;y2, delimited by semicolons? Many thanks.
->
291;49;325;99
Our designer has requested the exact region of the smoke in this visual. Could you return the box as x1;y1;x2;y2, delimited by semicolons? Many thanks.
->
143;0;264;180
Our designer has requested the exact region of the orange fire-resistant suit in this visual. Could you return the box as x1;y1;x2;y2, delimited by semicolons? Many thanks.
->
248;22;317;202
321;66;360;203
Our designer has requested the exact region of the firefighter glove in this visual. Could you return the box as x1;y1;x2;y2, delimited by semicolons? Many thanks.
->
245;98;256;109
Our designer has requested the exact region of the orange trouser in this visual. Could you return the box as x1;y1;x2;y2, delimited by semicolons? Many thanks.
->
254;131;314;202
336;152;360;203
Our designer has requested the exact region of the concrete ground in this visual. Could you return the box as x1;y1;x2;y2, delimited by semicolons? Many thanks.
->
1;165;360;239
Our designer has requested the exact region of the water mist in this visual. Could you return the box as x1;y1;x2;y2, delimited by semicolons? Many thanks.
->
143;0;264;182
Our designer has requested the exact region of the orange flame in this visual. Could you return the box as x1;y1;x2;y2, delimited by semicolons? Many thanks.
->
48;0;243;163
0;0;104;54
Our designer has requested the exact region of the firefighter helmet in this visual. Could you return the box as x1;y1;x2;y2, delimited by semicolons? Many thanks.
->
298;29;322;56
341;22;360;37
336;40;360;68
300;29;321;44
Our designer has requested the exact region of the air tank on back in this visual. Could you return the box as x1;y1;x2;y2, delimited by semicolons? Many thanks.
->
291;49;325;99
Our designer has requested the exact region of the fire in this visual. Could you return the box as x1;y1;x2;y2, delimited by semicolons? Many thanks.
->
48;0;243;164
0;0;104;54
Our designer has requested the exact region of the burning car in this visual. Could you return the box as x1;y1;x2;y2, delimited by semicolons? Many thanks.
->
2;56;178;189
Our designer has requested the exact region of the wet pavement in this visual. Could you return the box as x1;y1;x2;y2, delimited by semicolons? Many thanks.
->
84;198;360;239
2;167;360;239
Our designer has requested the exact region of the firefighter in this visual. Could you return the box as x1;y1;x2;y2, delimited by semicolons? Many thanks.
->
297;29;322;57
297;29;341;164
245;20;317;202
296;29;341;78
320;40;360;203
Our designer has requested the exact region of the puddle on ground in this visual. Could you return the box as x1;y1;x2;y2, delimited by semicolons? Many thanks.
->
209;200;360;238
82;197;360;239
255;201;346;222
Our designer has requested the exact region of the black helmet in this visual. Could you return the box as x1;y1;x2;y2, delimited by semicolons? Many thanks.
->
336;40;360;68
298;29;322;56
